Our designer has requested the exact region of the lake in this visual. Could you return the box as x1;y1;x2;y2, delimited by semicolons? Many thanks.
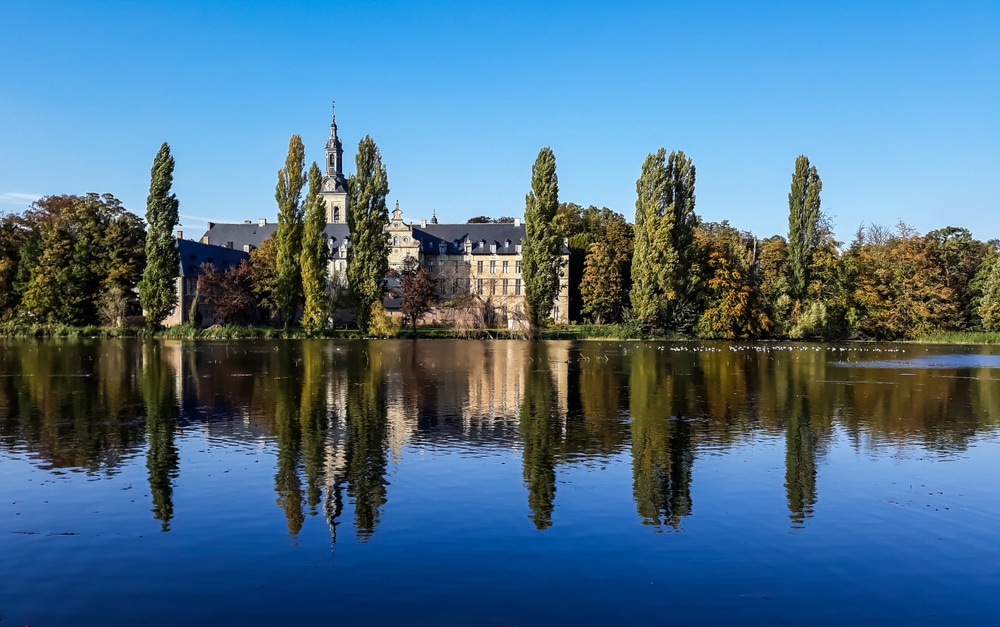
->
2;339;1000;625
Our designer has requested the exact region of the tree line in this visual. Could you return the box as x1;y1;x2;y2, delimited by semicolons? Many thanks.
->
2;138;999;340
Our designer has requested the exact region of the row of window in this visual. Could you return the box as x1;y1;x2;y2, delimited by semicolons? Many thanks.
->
476;260;521;274
438;278;523;296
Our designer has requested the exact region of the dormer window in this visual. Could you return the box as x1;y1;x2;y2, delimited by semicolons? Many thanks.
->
439;242;447;254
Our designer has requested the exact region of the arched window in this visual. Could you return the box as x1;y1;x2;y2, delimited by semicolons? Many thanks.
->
333;206;341;222
393;236;399;246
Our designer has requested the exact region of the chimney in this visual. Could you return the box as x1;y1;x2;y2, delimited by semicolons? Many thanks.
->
176;230;183;240
200;234;209;244
420;219;427;228
207;221;214;230
514;218;521;227
258;218;266;226
244;220;252;224
243;244;251;253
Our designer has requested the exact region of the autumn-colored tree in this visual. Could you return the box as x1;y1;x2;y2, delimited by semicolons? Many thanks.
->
397;256;436;333
249;237;279;321
974;254;1000;331
196;261;258;324
694;222;769;339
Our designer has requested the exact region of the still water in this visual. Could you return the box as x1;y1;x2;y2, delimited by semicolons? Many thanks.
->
2;339;999;625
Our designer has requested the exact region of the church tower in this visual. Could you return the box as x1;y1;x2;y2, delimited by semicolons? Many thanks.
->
321;103;349;223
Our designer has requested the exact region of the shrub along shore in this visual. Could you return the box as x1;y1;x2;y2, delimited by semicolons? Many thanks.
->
3;321;1000;345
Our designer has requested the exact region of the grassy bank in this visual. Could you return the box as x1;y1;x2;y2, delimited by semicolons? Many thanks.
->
913;331;1000;345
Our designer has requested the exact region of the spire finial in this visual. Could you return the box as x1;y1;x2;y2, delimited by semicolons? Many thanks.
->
331;99;336;118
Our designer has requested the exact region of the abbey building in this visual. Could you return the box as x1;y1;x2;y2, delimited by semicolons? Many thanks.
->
188;112;569;327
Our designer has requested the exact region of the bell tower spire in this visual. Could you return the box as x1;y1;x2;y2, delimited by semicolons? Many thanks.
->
321;100;349;224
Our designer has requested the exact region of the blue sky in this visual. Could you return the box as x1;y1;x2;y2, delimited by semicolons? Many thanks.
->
1;0;997;243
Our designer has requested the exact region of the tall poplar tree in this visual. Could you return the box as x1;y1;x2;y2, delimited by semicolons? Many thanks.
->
299;161;328;332
138;142;180;328
347;135;390;333
630;148;697;330
522;147;561;331
787;155;823;301
274;134;306;327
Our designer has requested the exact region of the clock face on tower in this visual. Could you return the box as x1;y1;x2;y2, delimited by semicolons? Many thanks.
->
323;179;336;192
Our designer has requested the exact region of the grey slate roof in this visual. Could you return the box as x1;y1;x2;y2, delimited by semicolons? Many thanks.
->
200;221;565;257
201;222;352;254
412;223;526;255
177;239;249;277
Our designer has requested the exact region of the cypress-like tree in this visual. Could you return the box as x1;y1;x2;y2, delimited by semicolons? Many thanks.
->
300;161;328;332
787;155;822;301
347;135;390;333
630;148;697;330
522;147;561;331
138;142;180;328
274;134;306;327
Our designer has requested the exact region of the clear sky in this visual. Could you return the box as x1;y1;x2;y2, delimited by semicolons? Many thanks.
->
1;0;997;244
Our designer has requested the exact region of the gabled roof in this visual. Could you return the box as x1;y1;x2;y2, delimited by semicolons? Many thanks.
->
177;239;249;277
412;223;525;255
201;222;352;252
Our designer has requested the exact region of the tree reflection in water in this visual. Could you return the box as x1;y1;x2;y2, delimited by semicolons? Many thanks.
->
142;342;180;532
344;342;389;541
628;345;693;530
520;341;560;530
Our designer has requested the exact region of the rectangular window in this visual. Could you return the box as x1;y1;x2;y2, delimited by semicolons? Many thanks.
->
515;260;521;274
502;260;509;274
515;279;521;295
502;279;508;295
477;279;483;295
490;260;496;274
477;260;483;274
490;280;496;296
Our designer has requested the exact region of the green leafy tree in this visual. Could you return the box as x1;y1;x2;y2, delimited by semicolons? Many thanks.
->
138;143;180;328
347;135;390;334
522;147;561;331
300;162;329;332
274;134;306;327
0;212;29;319
20;194;144;325
787;155;823;302
630;149;697;330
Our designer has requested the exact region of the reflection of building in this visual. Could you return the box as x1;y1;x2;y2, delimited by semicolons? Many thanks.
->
194;111;570;326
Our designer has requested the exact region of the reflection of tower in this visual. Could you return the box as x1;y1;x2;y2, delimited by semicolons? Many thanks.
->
323;365;349;548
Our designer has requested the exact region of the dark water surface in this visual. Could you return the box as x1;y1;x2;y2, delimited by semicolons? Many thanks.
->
2;339;999;625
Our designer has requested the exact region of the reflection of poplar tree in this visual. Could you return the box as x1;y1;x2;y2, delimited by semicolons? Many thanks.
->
143;342;180;532
629;346;693;530
784;397;817;527
345;343;389;540
299;341;327;516
273;349;304;538
520;342;559;530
